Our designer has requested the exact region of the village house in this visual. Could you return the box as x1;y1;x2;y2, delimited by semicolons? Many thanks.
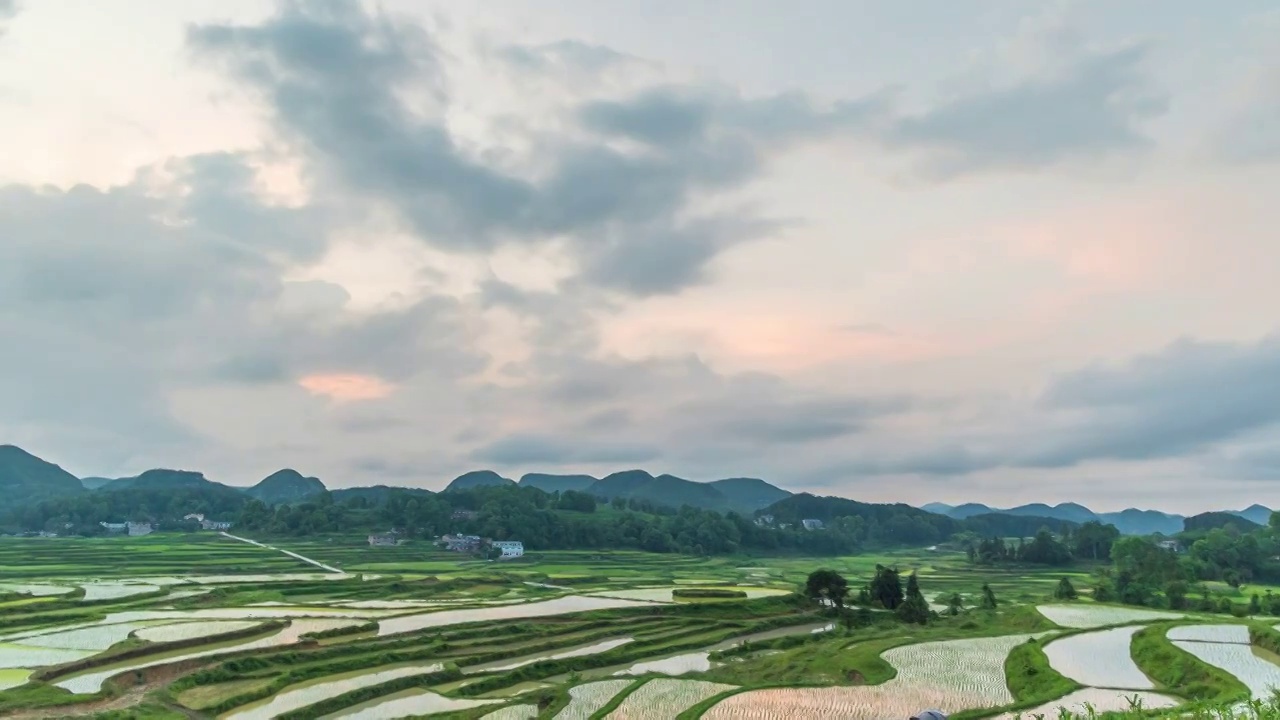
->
441;534;483;552
801;518;824;531
127;522;153;537
451;510;479;521
201;519;233;531
100;522;128;533
1156;539;1180;553
491;540;524;559
367;532;399;547
754;514;775;527
184;513;205;523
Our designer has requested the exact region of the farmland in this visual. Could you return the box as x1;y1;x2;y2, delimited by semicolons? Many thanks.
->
2;534;1280;718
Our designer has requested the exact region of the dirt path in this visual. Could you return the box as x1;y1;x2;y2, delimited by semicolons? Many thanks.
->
5;659;209;719
219;532;344;574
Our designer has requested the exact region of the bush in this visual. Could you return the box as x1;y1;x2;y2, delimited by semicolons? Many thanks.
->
672;588;747;599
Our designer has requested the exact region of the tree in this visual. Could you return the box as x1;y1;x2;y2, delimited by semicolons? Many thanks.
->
1073;521;1120;561
1250;593;1262;616
869;565;904;610
896;572;929;624
1053;577;1078;600
980;583;998;610
805;569;849;609
1165;580;1188;610
946;593;964;616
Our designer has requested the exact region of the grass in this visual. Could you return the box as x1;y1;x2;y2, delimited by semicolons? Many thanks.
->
175;677;276;709
1132;621;1251;702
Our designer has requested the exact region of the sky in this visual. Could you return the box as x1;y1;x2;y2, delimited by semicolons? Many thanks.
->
1;0;1279;513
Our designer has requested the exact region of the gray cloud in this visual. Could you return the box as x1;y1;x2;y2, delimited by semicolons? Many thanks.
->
470;434;660;466
1019;334;1280;467
886;45;1167;178
803;333;1280;480
498;39;632;74
0;151;485;473
186;1;886;297
1213;66;1280;164
0;0;15;35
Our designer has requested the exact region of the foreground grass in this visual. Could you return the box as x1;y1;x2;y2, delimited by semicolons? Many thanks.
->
1132;621;1250;703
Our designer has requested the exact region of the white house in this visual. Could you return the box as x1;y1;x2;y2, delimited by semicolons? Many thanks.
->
368;533;398;547
100;522;127;533
184;513;205;523
201;519;233;531
127;522;153;537
492;540;524;559
802;518;824;531
1157;539;1180;552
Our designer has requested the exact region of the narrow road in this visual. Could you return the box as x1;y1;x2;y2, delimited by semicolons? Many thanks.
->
219;532;345;574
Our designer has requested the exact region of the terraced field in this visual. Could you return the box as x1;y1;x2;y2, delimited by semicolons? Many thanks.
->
1;534;1277;719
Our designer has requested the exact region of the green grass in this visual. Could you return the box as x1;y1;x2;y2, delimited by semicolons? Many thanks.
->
1132;621;1250;702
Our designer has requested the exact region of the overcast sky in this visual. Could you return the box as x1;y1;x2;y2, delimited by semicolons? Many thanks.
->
2;0;1279;513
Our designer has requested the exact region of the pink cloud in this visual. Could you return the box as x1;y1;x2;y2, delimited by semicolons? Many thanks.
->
298;373;394;402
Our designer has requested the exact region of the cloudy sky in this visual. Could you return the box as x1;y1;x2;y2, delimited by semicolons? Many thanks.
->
2;0;1279;512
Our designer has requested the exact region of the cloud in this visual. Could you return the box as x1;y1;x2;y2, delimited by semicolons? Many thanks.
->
298;373;394;402
0;0;15;35
1019;334;1280;467
805;333;1280;480
470;434;660;466
1212;65;1280;164
886;45;1167;178
498;39;633;74
0;152;482;472
186;1;886;296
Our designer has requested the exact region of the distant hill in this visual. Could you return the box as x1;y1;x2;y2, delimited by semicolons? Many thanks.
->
246;469;326;505
1184;511;1262;534
518;473;597;494
1231;504;1274;527
577;470;788;513
946;503;998;520
922;500;1177;535
330;485;434;504
101;469;222;492
443;470;515;492
707;477;792;512
79;476;117;490
1005;502;1098;524
0;445;86;505
1097;509;1183;536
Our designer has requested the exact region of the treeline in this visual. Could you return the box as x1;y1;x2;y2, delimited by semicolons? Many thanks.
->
5;485;247;534
1087;517;1280;610
959;520;1120;567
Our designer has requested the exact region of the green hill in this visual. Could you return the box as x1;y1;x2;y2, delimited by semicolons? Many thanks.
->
330;485;434;504
79;476;117;490
101;469;223;492
707;477;791;512
0;445;86;505
518;473;597;493
245;469;326;505
443;470;515;492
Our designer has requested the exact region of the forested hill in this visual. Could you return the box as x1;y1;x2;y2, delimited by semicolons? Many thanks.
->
0;444;86;505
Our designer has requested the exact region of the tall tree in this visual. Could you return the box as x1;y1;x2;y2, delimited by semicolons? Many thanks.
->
805;569;850;609
869;565;904;610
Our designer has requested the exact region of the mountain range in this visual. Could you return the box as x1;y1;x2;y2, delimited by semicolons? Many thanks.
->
441;468;791;514
920;501;1272;536
1;443;1272;535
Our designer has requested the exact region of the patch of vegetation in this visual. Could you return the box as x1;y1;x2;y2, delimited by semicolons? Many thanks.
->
1131;622;1249;701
